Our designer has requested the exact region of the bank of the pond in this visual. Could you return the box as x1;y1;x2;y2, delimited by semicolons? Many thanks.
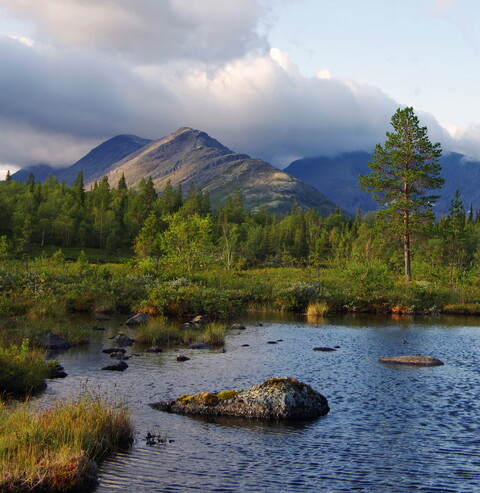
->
3;260;480;329
0;395;133;493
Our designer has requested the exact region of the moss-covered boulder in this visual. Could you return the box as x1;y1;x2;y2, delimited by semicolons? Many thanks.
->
150;377;329;419
378;354;444;366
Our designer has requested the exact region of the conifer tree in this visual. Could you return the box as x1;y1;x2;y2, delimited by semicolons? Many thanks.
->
359;107;443;281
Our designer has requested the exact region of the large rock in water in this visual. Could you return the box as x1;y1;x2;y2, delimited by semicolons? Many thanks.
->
150;377;329;419
379;354;444;366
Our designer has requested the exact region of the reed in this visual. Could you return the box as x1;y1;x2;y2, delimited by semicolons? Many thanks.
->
0;340;50;397
306;301;331;317
134;318;195;346
0;394;133;492
202;323;226;347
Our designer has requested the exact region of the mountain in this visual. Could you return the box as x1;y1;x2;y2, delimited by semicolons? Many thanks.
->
285;151;480;216
58;134;152;185
9;163;58;183
285;152;375;215
93;127;340;215
11;134;152;185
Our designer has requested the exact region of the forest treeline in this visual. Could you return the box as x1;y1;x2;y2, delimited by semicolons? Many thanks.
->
1;170;479;284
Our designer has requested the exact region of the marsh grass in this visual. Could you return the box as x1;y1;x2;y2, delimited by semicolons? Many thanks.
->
202;323;226;347
306;301;331;317
0;318;90;348
0;394;133;492
0;340;50;397
134;318;197;346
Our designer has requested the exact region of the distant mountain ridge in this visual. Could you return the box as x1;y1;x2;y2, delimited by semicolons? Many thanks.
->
11;134;152;185
285;151;480;216
12;128;340;215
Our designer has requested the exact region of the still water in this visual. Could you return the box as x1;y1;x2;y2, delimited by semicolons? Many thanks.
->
40;314;480;492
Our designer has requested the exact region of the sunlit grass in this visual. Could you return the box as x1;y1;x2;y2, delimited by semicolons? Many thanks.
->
306;301;331;317
202;323;226;347
0;394;133;492
0;340;51;397
134;317;196;346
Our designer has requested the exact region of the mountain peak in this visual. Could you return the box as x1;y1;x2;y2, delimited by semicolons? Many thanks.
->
160;127;234;155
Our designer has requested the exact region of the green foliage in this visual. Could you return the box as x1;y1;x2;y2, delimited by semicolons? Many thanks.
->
134;318;193;346
359;107;443;280
0;339;50;397
203;323;226;346
274;281;323;312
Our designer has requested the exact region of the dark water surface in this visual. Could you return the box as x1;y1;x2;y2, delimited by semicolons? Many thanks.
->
40;314;480;492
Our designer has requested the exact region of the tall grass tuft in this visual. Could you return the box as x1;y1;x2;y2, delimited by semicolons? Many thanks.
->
135;318;195;346
306;301;331;317
0;394;133;492
0;339;50;397
203;323;226;347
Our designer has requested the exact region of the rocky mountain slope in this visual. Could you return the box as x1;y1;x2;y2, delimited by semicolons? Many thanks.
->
89;127;340;215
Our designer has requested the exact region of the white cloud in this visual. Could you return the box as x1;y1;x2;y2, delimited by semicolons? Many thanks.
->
0;0;477;172
0;0;269;63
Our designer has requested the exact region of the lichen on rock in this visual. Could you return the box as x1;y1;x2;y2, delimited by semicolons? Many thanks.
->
150;377;329;420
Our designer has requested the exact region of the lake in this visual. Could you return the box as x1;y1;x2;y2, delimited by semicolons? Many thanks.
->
39;313;480;492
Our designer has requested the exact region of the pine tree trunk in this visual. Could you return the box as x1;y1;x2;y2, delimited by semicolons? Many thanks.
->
403;208;411;282
404;231;411;282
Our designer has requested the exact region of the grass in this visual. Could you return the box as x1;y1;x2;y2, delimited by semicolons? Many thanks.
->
0;394;133;492
0;340;52;397
134;318;196;346
0;319;90;349
135;319;226;348
202;323;226;347
306;301;331;317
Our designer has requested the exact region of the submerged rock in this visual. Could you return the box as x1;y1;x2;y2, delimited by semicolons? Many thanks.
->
102;347;126;354
125;313;149;325
112;334;135;347
37;333;73;350
102;361;129;371
378;354;444;366
150;377;329;420
230;323;246;330
188;342;212;349
48;363;68;379
176;355;190;361
313;347;336;352
145;346;163;353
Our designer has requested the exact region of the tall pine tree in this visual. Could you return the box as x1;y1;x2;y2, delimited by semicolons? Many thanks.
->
359;107;443;281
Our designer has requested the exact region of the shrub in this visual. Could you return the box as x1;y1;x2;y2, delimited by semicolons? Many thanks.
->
274;281;323;312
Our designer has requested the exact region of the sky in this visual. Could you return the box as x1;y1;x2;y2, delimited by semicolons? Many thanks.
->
0;0;479;179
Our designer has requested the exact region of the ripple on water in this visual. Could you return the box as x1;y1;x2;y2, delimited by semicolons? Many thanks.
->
35;314;480;492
